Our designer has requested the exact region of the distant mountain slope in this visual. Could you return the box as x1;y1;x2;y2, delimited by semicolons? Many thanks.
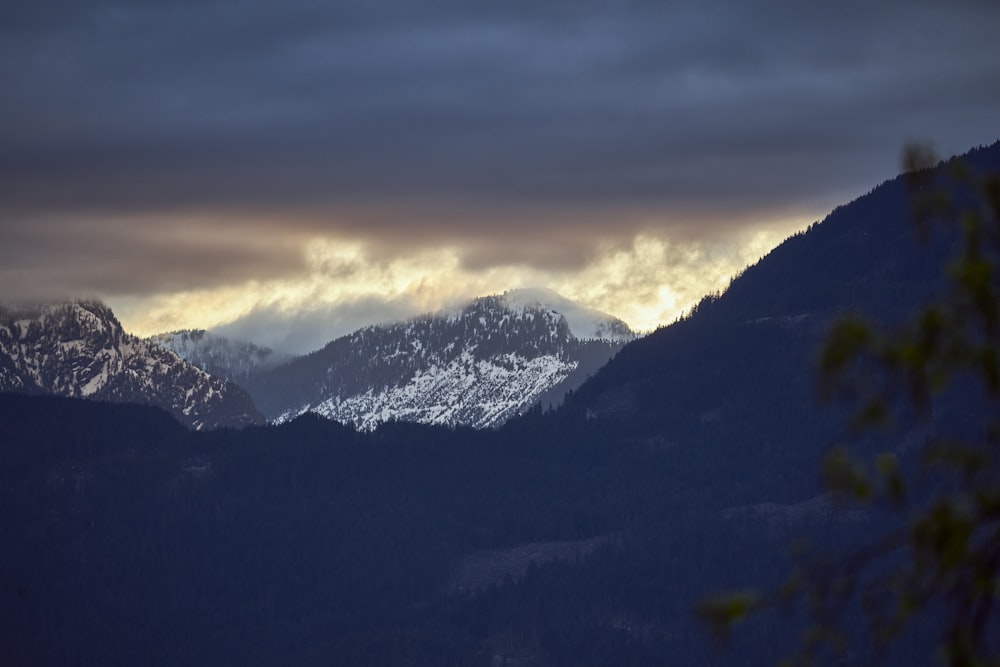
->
0;301;262;429
148;329;293;386
247;288;635;428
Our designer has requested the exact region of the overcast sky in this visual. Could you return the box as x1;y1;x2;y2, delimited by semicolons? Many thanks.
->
2;0;999;352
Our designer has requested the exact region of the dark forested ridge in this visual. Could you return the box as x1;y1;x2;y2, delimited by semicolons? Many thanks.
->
2;142;998;665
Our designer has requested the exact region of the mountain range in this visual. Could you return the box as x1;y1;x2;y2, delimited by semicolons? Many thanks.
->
1;141;997;666
0;289;632;432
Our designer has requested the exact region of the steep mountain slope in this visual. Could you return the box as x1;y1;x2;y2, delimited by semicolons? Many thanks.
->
148;329;293;386
0;301;262;429
548;142;1000;500
247;288;634;428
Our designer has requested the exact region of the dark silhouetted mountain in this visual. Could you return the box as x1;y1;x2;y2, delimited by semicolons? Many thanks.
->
557;143;1000;484
246;288;634;428
148;329;293;385
0;300;262;429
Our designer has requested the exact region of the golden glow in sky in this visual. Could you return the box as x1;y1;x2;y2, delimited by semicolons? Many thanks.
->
111;216;810;352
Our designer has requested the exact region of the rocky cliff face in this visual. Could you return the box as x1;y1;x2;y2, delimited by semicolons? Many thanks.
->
0;301;262;429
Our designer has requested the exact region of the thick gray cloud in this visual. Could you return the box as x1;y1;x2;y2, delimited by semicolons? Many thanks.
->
1;0;999;299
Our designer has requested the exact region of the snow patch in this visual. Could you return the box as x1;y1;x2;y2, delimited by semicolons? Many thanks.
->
303;353;577;430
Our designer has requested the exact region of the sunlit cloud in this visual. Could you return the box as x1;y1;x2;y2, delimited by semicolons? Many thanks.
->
112;216;810;353
546;223;804;333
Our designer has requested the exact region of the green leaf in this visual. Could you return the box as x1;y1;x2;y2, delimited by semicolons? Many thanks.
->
697;591;761;643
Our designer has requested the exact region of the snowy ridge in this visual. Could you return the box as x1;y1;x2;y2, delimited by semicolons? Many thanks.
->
0;301;261;430
250;288;634;430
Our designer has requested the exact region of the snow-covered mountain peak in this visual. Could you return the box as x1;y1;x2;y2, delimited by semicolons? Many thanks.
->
499;288;635;342
0;300;261;429
246;288;636;430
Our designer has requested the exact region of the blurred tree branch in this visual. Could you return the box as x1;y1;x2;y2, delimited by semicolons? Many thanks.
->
700;145;1000;666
